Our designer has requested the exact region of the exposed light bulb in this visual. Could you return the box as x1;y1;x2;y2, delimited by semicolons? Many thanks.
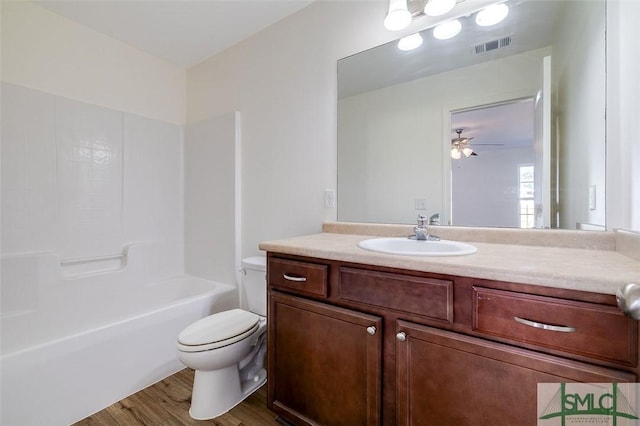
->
462;147;474;157
433;19;462;40
451;148;462;159
476;3;509;27
424;0;456;17
384;0;412;31
398;33;423;51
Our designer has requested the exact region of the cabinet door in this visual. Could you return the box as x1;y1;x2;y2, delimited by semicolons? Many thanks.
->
269;292;382;426
396;320;636;426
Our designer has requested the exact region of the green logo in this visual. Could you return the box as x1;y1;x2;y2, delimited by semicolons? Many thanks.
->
539;383;639;425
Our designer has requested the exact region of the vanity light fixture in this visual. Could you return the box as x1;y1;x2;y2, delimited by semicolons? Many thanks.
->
476;3;510;27
398;33;424;51
433;19;462;40
424;0;456;17
384;0;412;31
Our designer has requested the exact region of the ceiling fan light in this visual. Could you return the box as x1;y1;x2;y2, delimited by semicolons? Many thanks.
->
424;0;456;17
384;0;412;31
451;148;462;159
475;3;509;27
398;33;423;51
462;147;474;157
433;19;462;40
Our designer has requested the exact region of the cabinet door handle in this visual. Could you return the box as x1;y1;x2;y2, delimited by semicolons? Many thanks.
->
396;332;407;342
283;273;307;282
513;316;576;333
367;326;377;335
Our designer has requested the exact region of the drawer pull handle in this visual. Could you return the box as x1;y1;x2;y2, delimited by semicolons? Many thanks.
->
396;332;407;342
514;316;576;333
367;326;377;335
283;273;307;282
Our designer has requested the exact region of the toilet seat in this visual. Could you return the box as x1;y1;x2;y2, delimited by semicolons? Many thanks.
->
177;309;261;353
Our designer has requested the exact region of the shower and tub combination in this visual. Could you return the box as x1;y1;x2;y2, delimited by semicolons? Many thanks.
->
1;83;244;425
0;243;240;425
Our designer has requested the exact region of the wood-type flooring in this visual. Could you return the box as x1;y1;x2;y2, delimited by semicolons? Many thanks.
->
74;368;280;425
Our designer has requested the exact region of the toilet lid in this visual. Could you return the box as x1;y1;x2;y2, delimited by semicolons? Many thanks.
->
177;309;260;349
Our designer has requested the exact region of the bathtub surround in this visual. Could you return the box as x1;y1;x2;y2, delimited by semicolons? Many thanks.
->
1;82;184;271
0;83;233;425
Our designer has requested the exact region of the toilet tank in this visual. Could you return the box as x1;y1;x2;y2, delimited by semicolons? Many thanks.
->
241;256;267;316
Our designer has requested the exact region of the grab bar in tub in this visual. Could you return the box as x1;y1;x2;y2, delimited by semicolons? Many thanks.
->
60;252;126;277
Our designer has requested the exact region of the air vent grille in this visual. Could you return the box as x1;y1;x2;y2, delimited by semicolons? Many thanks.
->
475;36;512;54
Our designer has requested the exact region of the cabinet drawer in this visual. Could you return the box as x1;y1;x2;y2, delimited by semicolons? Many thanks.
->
339;267;453;323
268;258;328;297
473;287;637;365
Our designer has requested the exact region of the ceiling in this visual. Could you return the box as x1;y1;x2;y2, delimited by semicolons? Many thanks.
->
451;98;534;153
338;0;566;152
35;0;315;68
338;0;563;98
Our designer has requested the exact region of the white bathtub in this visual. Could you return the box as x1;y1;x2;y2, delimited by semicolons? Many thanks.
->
0;246;238;425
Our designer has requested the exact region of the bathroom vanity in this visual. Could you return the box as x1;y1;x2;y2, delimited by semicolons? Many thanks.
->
260;224;640;425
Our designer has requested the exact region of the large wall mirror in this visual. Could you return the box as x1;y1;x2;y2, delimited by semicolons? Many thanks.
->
337;0;606;230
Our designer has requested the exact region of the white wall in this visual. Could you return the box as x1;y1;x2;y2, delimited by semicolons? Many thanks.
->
187;1;411;256
185;113;240;285
1;1;186;125
607;0;640;231
553;0;606;229
338;49;547;225
452;148;534;228
189;0;639;246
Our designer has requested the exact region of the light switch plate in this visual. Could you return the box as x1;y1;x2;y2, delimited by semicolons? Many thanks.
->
414;198;427;210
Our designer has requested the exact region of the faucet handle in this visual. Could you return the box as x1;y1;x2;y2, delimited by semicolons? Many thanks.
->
417;214;427;226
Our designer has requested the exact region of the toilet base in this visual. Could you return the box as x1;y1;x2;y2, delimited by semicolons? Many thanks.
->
189;366;267;420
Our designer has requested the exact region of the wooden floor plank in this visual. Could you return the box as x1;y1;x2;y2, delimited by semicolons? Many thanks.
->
74;409;119;426
74;369;280;426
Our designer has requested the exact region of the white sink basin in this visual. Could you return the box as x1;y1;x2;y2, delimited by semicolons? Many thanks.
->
358;237;477;257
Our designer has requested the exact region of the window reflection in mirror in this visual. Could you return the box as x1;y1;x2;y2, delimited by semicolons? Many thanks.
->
337;0;606;230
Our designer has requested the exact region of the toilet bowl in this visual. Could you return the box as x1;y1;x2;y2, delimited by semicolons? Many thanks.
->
176;256;267;420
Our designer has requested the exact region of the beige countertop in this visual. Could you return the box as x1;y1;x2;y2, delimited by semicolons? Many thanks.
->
259;227;640;296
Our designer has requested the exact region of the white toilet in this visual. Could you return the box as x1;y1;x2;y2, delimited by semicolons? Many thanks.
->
176;256;267;420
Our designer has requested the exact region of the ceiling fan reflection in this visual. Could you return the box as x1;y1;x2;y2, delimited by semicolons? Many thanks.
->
450;128;503;159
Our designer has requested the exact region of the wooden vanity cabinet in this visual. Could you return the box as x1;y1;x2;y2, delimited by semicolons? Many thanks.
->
396;321;636;426
266;253;639;426
267;259;382;426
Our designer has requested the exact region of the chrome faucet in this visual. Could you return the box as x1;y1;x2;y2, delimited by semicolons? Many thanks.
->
411;215;440;241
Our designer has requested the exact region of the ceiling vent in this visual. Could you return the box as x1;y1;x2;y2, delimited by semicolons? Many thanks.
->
475;36;512;54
